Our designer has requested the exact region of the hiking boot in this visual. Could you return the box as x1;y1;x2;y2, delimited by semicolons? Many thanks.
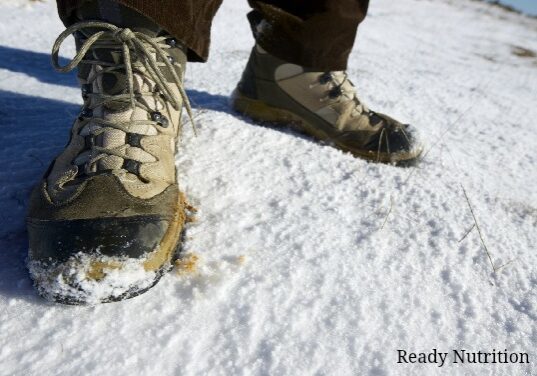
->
231;46;423;165
26;7;193;304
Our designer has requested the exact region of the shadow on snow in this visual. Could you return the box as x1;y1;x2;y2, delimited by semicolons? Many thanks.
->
0;45;252;305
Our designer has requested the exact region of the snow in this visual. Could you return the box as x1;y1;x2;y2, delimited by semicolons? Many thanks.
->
27;253;159;305
0;0;536;375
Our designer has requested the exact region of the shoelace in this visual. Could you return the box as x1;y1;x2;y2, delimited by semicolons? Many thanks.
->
313;71;411;159
51;21;195;176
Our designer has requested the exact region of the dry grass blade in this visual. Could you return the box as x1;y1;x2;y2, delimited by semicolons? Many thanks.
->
460;184;496;272
379;195;394;231
402;65;505;187
458;224;475;243
494;258;517;272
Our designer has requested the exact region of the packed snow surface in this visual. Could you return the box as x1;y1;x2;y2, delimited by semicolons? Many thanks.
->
0;0;536;375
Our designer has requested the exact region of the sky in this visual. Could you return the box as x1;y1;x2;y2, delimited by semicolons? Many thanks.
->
495;0;537;15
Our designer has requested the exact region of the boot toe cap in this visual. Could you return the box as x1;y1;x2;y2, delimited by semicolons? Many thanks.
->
357;123;424;163
27;216;173;304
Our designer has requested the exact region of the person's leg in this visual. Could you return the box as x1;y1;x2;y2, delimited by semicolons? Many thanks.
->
56;0;223;62
248;0;369;71
232;0;422;165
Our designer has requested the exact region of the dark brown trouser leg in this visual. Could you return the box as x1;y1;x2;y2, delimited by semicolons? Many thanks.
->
56;0;223;62
56;0;369;69
248;0;369;71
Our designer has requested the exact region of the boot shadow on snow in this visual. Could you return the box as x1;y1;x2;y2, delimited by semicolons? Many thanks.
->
0;90;79;304
0;45;315;136
0;45;78;88
0;45;325;305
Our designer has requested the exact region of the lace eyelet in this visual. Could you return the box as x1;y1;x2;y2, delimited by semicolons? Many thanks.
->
166;38;177;47
127;133;143;147
79;108;93;120
318;72;332;85
84;135;95;149
151;112;169;128
81;84;92;99
328;87;342;99
123;159;141;175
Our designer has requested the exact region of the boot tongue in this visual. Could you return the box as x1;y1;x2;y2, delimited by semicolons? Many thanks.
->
75;0;188;90
75;0;163;98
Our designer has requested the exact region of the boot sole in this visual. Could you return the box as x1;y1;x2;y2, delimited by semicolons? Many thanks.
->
230;88;422;166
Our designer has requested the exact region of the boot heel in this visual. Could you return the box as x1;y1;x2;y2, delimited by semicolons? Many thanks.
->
230;88;304;125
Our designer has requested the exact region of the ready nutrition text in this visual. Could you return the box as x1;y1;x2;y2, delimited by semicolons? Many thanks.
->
397;348;529;368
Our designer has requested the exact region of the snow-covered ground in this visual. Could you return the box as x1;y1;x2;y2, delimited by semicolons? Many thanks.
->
0;0;536;375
